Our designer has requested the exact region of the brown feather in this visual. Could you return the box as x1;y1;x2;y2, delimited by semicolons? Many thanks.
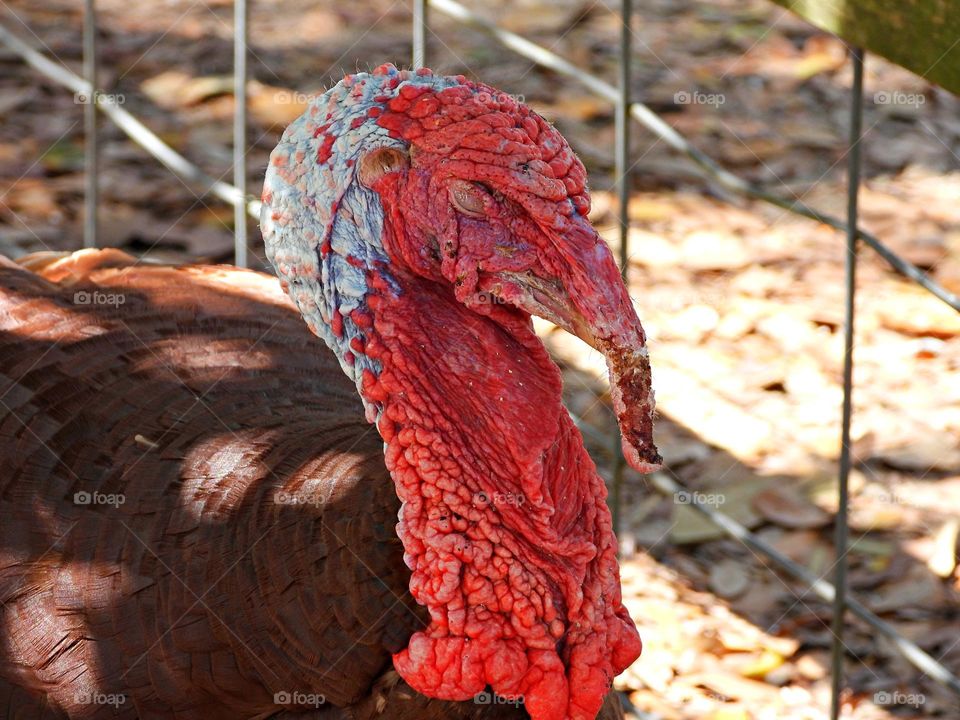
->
0;250;624;719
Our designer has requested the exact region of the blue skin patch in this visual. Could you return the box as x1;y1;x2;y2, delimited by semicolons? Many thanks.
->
261;68;457;420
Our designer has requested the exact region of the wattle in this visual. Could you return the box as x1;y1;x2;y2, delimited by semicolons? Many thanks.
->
360;274;641;720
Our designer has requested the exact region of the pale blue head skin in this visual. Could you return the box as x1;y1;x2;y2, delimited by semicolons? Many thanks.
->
260;65;459;421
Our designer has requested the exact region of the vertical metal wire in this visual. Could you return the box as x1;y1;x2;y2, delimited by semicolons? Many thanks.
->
233;0;249;268
413;0;427;70
82;0;98;248
611;0;633;544
830;46;864;720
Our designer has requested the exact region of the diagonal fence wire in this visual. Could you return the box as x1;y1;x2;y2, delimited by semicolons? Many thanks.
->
0;23;262;223
424;0;960;314
647;471;960;697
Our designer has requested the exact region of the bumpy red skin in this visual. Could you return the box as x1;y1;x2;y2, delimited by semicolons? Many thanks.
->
354;79;643;720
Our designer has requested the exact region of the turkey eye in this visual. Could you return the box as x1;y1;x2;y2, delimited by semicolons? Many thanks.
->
449;181;488;217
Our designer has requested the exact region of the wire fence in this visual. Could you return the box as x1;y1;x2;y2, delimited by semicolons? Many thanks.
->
1;1;959;717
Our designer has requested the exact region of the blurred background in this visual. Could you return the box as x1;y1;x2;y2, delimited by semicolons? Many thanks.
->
1;0;959;718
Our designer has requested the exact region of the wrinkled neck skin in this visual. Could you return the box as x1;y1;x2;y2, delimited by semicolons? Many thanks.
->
335;186;641;720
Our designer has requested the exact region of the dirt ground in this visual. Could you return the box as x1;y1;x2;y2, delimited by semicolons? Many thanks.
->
1;0;959;718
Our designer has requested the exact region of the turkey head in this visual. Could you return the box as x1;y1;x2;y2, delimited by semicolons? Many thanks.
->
261;63;660;720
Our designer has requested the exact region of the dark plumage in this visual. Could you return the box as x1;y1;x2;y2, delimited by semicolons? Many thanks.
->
0;250;624;720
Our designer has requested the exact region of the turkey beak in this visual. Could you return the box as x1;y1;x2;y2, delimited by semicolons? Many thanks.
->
505;214;662;474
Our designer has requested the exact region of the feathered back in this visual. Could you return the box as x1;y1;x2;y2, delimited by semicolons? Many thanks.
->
0;250;623;719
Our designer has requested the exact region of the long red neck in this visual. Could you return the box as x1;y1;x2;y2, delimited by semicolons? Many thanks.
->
357;269;641;720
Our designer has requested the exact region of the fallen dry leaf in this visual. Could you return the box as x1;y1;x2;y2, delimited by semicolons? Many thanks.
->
670;479;769;545
709;559;750;599
680;230;751;271
872;437;960;473
723;649;786;679
870;565;945;614
753;487;831;529
681;671;782;703
141;71;228;109
876;285;960;338
248;81;312;127
928;519;959;578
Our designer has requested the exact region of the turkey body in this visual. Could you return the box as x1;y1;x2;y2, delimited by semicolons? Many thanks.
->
0;250;623;720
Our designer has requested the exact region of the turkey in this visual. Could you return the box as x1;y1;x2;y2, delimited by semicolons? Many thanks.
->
0;64;660;720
